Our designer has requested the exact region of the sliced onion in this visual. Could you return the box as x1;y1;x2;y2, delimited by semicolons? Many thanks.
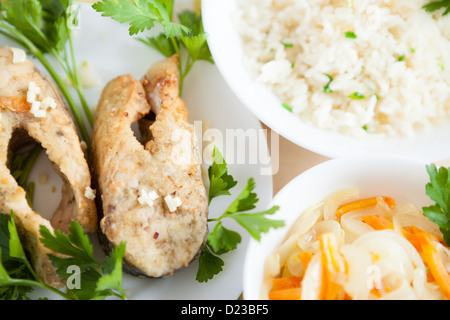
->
412;268;427;299
340;210;375;242
379;272;417;300
264;251;280;279
276;202;323;264
340;244;372;300
353;230;425;272
300;253;322;300
287;202;324;237
323;188;360;220
393;213;442;238
298;220;345;252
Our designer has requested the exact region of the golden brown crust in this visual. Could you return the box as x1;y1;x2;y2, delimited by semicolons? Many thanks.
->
92;55;208;278
0;46;97;288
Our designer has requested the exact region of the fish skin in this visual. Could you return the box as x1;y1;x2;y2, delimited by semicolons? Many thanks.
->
91;55;209;278
0;46;97;288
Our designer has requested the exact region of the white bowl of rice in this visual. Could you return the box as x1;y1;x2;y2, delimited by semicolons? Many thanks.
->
242;155;449;300
202;0;450;161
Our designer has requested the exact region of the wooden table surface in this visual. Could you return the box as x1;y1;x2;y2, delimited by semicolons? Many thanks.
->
263;123;450;197
262;123;330;196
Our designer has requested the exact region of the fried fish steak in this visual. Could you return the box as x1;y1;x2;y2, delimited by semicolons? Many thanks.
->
91;55;208;278
0;46;97;288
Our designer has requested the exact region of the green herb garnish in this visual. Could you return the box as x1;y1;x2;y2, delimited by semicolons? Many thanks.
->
0;211;71;300
423;164;450;246
345;31;357;39
0;211;127;300
92;0;213;95
348;92;366;100
282;102;293;112
423;0;450;16
282;42;294;48
0;0;93;144
323;74;334;93
207;147;237;204
0;212;39;300
40;222;127;300
196;147;284;283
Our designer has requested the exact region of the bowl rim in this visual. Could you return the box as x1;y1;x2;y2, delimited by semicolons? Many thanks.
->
202;0;450;163
241;153;432;300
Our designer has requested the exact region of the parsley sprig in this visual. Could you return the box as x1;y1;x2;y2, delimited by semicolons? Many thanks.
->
0;212;127;300
92;0;213;95
40;222;127;300
0;0;93;144
0;211;72;300
423;0;450;16
423;164;450;245
196;147;284;283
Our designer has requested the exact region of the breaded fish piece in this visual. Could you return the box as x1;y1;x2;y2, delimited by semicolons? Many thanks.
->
0;46;97;288
91;55;208;278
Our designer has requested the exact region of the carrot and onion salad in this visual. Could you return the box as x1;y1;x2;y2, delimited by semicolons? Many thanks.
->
263;188;450;300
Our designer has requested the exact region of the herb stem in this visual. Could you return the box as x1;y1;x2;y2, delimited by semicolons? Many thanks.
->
0;279;72;300
111;289;127;300
0;22;91;145
36;51;91;146
68;31;94;126
170;36;180;55
180;59;194;95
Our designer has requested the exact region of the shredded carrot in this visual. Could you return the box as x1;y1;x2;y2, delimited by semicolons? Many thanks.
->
318;233;347;300
298;252;313;271
0;95;30;113
401;226;422;252
272;276;302;291
268;287;302;300
409;226;450;299
360;215;394;230
336;196;396;219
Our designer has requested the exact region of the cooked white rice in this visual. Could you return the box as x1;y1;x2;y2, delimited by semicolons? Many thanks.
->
233;0;450;138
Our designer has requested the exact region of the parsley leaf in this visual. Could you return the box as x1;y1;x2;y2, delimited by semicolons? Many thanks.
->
423;164;450;245
224;178;258;214
92;0;190;37
348;92;366;100
423;0;450;16
195;245;224;283
0;211;64;300
95;243;127;298
0;211;128;300
39;221;127;300
0;0;93;143
231;206;283;241
208;146;237;204
207;221;241;255
345;31;357;39
197;147;285;282
93;1;214;95
138;34;177;58
39;222;99;274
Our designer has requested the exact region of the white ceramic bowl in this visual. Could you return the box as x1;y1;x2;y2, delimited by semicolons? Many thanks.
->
242;154;433;299
202;0;450;162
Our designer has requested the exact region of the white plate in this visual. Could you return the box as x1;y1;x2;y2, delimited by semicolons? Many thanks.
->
0;3;273;300
242;154;432;300
202;0;450;163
